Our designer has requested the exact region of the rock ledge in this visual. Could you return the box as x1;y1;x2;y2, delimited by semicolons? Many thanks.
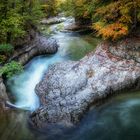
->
30;39;140;128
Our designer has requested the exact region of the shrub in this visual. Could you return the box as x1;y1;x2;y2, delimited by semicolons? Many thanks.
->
0;44;14;56
0;55;7;64
0;61;23;79
93;22;128;40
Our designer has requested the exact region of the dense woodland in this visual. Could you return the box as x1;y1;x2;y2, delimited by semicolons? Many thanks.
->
0;0;140;77
0;0;140;43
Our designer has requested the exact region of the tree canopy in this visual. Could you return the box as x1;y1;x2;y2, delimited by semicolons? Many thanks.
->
0;0;140;43
0;0;43;43
62;0;140;40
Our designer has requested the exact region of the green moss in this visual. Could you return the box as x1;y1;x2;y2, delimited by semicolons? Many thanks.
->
0;44;14;56
0;61;23;79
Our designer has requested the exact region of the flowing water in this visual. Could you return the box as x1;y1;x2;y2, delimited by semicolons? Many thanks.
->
1;18;140;140
7;22;100;111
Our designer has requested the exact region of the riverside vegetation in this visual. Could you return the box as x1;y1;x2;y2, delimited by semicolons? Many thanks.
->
0;0;140;70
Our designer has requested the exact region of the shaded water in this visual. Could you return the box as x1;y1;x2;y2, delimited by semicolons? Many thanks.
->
7;18;100;111
1;18;140;140
2;92;140;140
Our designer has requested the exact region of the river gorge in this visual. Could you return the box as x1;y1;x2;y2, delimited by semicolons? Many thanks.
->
1;18;140;140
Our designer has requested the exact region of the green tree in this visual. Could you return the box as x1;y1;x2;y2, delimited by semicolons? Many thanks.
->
0;0;43;43
41;0;64;17
61;0;92;25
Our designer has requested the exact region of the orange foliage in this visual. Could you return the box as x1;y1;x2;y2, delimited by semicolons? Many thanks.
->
93;22;128;40
92;0;140;40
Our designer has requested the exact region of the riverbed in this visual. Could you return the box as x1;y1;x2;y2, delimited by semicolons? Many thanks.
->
1;19;140;140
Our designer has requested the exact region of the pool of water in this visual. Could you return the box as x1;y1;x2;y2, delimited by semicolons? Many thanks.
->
1;92;140;140
70;92;140;140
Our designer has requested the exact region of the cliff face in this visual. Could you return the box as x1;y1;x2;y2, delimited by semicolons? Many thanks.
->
30;38;140;128
10;33;59;65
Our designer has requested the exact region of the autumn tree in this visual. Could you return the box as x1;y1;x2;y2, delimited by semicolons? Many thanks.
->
62;0;140;40
93;0;140;40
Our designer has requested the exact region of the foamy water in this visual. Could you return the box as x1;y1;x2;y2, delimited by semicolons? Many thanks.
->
7;20;98;111
7;54;64;111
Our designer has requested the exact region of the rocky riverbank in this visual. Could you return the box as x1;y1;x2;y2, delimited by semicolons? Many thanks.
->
0;31;59;109
10;33;59;65
30;37;140;128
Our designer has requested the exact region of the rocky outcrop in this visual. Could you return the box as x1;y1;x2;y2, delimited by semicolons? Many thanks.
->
0;77;8;100
41;17;66;25
30;39;140;128
109;37;140;63
10;34;59;65
0;77;9;108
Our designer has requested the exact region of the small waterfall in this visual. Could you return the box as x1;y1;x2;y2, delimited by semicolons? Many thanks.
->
7;54;64;111
6;17;98;111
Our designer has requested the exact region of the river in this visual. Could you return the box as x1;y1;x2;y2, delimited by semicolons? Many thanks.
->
0;18;140;140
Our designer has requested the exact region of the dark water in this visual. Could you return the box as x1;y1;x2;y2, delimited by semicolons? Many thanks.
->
73;92;140;140
1;18;140;140
1;92;140;140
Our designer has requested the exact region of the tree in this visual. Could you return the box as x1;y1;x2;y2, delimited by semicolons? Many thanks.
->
62;0;140;40
0;0;25;43
92;0;140;40
0;0;43;43
61;0;92;25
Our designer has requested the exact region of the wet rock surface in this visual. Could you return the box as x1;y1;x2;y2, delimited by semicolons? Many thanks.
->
40;17;66;25
10;33;59;65
30;39;140;128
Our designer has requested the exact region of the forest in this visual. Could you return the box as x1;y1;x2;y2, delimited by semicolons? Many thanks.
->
0;0;140;43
